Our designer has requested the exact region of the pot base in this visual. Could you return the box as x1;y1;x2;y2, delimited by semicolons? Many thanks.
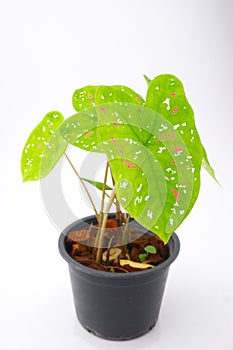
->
82;321;156;341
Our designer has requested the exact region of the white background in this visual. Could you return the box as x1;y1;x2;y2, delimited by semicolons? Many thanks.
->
1;0;233;349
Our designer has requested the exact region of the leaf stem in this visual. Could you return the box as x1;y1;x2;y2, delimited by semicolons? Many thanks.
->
100;162;109;215
96;186;116;263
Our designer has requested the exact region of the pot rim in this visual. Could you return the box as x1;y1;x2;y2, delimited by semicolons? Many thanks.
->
58;214;180;279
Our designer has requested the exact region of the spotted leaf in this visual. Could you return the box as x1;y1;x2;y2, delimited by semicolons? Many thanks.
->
72;85;144;113
145;74;207;218
21;111;68;181
59;102;201;243
146;74;218;184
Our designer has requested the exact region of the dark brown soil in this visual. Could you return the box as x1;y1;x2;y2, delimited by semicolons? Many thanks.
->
66;219;169;273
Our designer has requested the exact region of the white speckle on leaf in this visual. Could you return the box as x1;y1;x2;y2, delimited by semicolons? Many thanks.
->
158;147;166;154
136;184;142;192
120;180;129;189
121;197;127;202
147;210;153;219
173;124;180;130
162;98;171;111
145;195;149;201
159;123;168;131
134;196;142;206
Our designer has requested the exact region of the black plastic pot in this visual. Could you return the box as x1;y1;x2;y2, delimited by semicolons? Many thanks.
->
58;214;180;341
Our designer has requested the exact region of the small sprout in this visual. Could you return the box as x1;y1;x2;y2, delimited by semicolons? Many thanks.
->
144;245;157;254
139;245;157;262
138;253;147;263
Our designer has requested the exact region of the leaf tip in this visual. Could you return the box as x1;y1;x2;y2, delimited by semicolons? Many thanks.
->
143;74;152;86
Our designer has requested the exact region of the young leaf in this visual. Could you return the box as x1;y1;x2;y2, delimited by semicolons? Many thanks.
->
139;253;147;263
81;178;113;191
144;245;157;254
21;111;67;181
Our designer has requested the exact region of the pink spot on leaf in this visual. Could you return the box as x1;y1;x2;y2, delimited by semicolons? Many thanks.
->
173;145;183;153
111;136;117;143
172;107;179;114
113;122;120;128
122;159;136;169
171;161;176;165
171;188;181;201
100;107;106;114
135;97;141;103
88;94;93;99
119;149;124;155
37;144;43;149
90;100;94;105
171;93;176;96
170;133;176;139
85;131;94;139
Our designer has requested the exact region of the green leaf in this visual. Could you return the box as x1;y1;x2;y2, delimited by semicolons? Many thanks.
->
59;102;203;243
139;253;147;263
81;178;113;191
21;111;67;181
144;245;157;254
65;85;145;153
145;74;219;184
72;86;99;112
72;85;145;113
202;146;220;185
145;74;204;221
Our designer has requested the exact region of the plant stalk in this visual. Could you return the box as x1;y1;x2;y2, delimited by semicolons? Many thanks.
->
96;186;116;263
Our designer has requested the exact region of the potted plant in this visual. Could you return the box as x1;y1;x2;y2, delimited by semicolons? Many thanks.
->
21;74;217;340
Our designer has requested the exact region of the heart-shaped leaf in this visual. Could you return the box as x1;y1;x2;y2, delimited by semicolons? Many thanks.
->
21;111;68;181
96;103;202;242
59;102;202;243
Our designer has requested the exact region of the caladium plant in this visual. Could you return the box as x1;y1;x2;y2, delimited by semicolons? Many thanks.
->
21;74;217;249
